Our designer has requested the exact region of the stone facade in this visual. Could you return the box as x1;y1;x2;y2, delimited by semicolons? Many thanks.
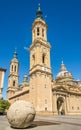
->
0;68;6;99
52;62;81;115
7;4;81;115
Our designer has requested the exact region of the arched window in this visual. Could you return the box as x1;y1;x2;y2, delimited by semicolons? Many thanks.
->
42;54;45;64
13;81;15;86
37;27;40;36
15;66;16;72
12;65;13;71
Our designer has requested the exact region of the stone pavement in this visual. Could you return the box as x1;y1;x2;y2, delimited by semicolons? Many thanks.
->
0;115;81;130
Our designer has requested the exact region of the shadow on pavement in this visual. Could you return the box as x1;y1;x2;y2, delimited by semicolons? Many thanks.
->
28;121;61;129
6;121;61;129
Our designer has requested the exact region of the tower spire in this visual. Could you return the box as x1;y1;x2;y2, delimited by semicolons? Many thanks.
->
36;3;43;18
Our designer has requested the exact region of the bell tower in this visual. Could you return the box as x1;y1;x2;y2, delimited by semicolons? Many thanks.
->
32;4;47;42
29;4;53;114
7;50;19;99
30;4;51;74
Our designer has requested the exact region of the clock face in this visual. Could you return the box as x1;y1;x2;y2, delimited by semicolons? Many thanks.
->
42;67;47;71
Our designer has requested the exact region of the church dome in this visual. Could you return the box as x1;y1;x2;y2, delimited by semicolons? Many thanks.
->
56;61;73;81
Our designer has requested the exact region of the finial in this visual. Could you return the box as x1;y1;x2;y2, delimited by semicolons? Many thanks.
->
38;3;41;11
60;60;67;71
61;57;64;65
14;48;17;59
15;47;17;53
36;3;43;18
62;60;64;65
38;3;40;6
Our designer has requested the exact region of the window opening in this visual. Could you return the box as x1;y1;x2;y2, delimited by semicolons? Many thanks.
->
42;28;44;37
45;107;47;111
12;65;13;71
72;106;74;110
32;54;35;65
77;107;79;110
37;27;40;36
15;66;16;72
13;81;15;86
42;54;45;64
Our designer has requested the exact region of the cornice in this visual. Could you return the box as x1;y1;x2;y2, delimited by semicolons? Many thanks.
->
30;39;51;51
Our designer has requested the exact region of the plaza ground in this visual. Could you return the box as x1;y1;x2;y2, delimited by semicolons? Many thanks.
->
0;115;81;130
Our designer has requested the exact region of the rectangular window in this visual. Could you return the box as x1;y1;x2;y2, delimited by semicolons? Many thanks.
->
77;107;79;110
45;99;47;104
72;106;74;110
37;27;40;36
45;107;47;111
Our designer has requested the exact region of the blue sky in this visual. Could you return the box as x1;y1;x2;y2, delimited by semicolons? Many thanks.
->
0;0;81;99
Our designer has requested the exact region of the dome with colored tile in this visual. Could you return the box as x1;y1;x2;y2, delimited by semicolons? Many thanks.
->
56;61;73;82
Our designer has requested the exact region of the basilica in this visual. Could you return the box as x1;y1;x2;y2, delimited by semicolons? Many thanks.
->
7;4;81;115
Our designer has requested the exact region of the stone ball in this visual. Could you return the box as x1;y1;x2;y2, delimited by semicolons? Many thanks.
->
7;100;36;128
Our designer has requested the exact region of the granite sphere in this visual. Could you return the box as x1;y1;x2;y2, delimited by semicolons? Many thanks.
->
7;100;36;128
